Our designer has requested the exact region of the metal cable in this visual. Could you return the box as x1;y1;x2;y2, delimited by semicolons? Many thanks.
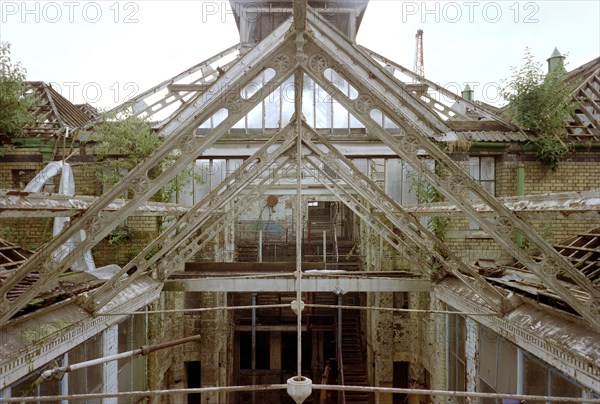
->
2;384;599;403
100;304;496;317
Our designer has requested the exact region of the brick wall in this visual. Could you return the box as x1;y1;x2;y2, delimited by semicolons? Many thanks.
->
496;154;600;196
0;145;161;266
443;152;600;263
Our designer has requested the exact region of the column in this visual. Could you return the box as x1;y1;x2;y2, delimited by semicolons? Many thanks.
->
102;324;119;404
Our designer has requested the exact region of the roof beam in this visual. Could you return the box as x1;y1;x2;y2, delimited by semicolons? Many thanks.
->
0;275;159;389
360;46;518;128
0;192;189;218
164;276;431;293
105;44;241;119
293;0;307;31
306;8;451;138
405;191;600;219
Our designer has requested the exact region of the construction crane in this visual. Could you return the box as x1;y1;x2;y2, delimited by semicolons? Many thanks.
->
414;29;424;80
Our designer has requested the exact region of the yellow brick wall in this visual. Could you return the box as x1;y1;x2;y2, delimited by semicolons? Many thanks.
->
445;152;600;263
0;146;160;265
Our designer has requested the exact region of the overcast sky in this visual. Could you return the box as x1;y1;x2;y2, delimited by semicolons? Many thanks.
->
1;0;598;109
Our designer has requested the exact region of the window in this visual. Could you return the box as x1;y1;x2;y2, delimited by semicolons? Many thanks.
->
478;326;518;403
68;334;102;395
523;353;582;403
185;292;203;313
186;361;202;404
448;313;466;403
469;157;496;196
118;315;147;397
12;169;36;189
393;292;409;318
468;156;495;230
239;332;270;370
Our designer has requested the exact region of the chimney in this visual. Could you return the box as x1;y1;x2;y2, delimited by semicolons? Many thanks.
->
461;84;474;102
547;47;566;74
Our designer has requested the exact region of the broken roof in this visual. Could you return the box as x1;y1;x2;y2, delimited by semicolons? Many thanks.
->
22;81;98;138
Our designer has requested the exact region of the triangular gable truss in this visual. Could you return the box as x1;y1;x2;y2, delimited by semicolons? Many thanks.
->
300;9;599;325
24;81;95;137
84;125;297;313
299;124;508;310
568;66;600;142
1;5;598;328
0;19;296;322
106;44;242;122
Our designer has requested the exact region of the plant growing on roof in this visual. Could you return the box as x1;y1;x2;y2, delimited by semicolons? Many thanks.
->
502;48;576;172
409;165;451;280
93;111;200;204
0;42;36;137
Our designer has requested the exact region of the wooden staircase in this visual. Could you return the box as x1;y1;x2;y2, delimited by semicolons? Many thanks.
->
339;305;373;403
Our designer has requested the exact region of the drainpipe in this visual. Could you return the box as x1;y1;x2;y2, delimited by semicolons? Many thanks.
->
323;230;327;265
336;290;343;404
258;230;263;263
515;162;525;247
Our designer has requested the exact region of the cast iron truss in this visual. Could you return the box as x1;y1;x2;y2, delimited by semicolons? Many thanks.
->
1;3;598;329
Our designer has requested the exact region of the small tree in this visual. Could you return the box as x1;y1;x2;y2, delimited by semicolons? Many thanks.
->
93;112;197;203
0;42;35;137
502;49;576;171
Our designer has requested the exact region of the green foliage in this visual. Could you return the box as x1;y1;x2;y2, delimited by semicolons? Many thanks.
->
0;225;15;241
502;48;576;171
94;112;162;189
93;112;199;203
0;42;36;137
408;166;452;280
106;225;132;245
411;169;451;241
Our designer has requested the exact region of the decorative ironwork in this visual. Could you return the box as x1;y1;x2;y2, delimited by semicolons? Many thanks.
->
447;174;467;194
84;215;103;236
355;94;374;113
223;92;243;113
400;134;420;153
494;216;514;235
131;175;150;194
0;301;9;316
308;54;328;74
587;297;600;317
177;135;197;153
540;257;560;277
272;54;292;72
